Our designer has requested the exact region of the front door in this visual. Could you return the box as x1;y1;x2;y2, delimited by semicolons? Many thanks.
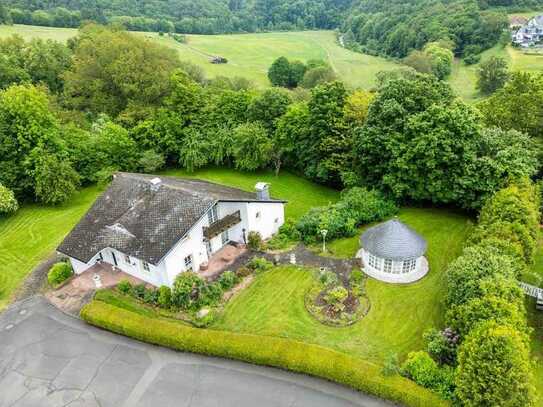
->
111;251;118;266
205;240;213;256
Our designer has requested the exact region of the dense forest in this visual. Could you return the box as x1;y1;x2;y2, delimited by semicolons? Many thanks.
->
0;0;352;33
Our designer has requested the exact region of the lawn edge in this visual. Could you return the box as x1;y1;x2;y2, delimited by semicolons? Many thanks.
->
81;300;449;407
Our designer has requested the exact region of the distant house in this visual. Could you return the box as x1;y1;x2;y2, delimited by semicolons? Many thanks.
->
57;173;285;287
512;15;543;47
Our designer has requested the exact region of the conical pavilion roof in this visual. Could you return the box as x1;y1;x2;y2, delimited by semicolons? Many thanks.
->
360;218;427;261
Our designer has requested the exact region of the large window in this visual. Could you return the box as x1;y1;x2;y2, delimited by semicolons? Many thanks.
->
402;258;417;274
368;253;383;271
207;205;218;224
142;261;150;272
384;258;393;273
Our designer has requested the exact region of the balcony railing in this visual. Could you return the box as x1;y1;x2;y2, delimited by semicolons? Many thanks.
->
203;210;242;240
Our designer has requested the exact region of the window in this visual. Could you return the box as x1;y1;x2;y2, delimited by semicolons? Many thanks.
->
368;253;383;271
124;254;131;264
255;211;261;219
207;205;218;224
184;255;193;271
384;259;393;274
274;218;279;223
142;261;150;272
221;230;229;246
402;258;417;274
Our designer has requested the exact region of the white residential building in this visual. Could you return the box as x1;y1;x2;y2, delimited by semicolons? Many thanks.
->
57;173;285;287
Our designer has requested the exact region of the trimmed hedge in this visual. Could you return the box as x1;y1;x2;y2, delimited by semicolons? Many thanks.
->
81;301;448;407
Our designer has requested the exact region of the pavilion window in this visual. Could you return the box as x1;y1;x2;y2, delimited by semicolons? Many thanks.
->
384;259;393;273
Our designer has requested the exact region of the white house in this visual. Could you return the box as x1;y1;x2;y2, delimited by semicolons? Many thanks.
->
512;15;543;47
57;173;286;287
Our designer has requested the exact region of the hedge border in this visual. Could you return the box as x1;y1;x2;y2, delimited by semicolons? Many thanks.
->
81;300;448;407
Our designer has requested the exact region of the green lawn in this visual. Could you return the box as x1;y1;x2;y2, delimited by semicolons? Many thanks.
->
0;24;399;89
161;167;340;220
0;185;101;310
213;207;472;364
0;168;338;311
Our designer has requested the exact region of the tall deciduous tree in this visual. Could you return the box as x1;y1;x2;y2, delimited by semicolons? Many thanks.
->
0;84;66;199
476;56;509;94
307;81;348;185
477;72;543;138
232;122;273;171
63;24;180;116
247;88;292;133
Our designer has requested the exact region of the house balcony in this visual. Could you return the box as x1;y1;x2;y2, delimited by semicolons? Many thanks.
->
203;210;242;240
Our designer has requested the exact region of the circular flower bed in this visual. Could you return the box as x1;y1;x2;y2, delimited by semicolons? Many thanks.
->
305;271;370;327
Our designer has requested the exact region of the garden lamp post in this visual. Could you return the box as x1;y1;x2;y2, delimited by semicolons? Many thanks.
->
320;229;328;253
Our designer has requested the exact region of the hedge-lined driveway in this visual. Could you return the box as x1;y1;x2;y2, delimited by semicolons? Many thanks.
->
0;296;390;407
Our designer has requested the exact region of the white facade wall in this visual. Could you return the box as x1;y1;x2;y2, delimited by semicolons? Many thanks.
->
245;201;284;239
69;247;167;286
67;199;285;288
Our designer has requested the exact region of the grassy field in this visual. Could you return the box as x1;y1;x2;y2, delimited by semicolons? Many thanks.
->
449;44;543;101
162;167;340;220
213;207;472;364
0;185;100;310
0;168;338;311
0;24;399;89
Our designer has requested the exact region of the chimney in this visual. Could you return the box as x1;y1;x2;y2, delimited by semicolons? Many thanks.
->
150;177;162;192
255;182;270;200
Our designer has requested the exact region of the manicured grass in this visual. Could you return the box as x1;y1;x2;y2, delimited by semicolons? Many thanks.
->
0;185;101;310
0;25;399;89
0;168;337;311
213;208;472;364
161;167;340;221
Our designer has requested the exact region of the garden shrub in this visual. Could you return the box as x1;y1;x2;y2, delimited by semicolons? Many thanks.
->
235;266;252;278
199;282;223;306
131;283;146;300
218;271;238;290
296;187;397;242
171;272;205;310
401;351;455;400
117;279;132;294
247;257;273;273
319;270;338;286
47;262;73;286
382;353;400;377
143;288;159;305
0;183;18;214
423;328;459;366
324;286;348;312
445;245;519;307
455;321;535;407
350;269;364;285
446;295;527;337
81;301;448;407
157;285;171;308
247;231;263;250
267;219;301;250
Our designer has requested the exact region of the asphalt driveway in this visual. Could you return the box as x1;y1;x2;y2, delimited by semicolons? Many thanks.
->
0;296;392;407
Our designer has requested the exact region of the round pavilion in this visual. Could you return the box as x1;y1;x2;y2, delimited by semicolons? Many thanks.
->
357;218;428;284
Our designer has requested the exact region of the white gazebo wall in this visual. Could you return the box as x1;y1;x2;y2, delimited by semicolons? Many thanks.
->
356;248;429;284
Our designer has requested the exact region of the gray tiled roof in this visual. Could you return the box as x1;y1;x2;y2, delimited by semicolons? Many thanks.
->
360;218;427;261
57;173;284;265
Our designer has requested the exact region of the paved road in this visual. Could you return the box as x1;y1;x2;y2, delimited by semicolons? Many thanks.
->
0;296;392;407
